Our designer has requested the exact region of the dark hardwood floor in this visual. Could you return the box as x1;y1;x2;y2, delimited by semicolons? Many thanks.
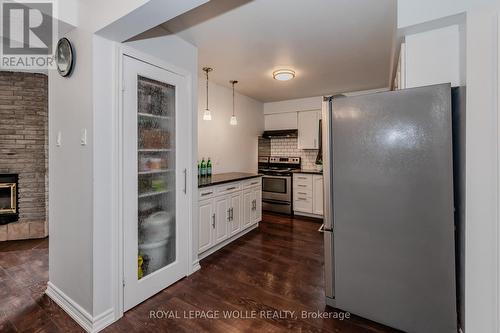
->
0;214;398;332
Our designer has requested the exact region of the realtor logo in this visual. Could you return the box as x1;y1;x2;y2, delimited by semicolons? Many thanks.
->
1;0;56;69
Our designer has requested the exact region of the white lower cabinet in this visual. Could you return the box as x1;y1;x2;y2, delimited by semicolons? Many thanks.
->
198;178;262;257
229;192;242;236
312;175;324;216
198;200;215;253
214;195;230;243
293;173;324;217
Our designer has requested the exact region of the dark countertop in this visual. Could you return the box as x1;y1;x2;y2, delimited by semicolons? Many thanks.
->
292;169;323;175
198;172;262;188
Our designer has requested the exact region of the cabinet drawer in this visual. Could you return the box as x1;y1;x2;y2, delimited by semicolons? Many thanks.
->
215;182;242;196
294;196;313;213
293;174;313;187
294;188;312;198
243;178;262;189
199;187;215;200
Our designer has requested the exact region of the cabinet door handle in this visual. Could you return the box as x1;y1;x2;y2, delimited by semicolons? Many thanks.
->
227;208;231;221
298;184;307;188
230;207;234;221
297;198;307;201
298;192;307;195
183;169;187;194
201;192;213;196
226;187;237;191
212;213;215;228
298;177;307;180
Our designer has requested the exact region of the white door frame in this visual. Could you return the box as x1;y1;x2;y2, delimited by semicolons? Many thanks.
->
111;44;196;320
497;14;500;333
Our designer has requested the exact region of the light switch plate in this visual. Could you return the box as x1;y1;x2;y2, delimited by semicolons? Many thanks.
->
56;131;62;147
80;128;87;146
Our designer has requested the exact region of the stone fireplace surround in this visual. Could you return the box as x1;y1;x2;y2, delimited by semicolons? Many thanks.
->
0;71;48;241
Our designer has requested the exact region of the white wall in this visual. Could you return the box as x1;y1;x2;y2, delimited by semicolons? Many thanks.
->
49;5;201;329
399;1;500;333
198;80;264;174
464;10;500;333
48;27;94;315
405;25;462;88
398;0;497;28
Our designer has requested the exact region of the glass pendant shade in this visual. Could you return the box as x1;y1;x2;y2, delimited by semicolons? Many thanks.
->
203;110;212;121
230;115;237;125
229;80;238;126
203;67;213;121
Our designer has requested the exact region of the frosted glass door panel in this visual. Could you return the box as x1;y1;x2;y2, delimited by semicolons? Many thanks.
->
137;76;176;278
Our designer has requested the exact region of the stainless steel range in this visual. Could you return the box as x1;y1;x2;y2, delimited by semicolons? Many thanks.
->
258;156;301;214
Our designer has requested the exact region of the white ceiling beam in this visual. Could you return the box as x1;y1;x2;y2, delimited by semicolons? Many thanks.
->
95;0;209;42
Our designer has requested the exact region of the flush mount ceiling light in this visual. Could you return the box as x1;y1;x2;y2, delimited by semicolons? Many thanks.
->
273;69;295;81
229;80;238;126
202;67;213;121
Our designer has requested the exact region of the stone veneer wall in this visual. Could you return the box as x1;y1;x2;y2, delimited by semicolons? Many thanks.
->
0;71;48;241
269;137;319;170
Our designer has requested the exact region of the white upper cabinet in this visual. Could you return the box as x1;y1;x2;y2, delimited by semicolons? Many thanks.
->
298;110;321;149
264;112;297;130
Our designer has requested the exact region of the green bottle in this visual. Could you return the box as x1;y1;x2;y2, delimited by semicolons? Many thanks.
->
207;158;212;176
200;158;207;177
198;160;201;177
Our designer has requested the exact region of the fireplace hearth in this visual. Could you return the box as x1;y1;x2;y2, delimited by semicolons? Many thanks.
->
0;174;19;225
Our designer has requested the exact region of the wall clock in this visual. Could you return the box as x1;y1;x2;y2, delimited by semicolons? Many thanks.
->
55;38;74;77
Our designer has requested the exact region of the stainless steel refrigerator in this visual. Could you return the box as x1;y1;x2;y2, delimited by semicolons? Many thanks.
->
322;84;457;333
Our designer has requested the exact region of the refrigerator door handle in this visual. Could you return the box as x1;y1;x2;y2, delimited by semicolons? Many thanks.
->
322;97;334;230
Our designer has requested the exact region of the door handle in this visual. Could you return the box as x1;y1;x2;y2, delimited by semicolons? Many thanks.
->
183;168;187;194
201;191;213;196
227;208;231;221
226;187;237;191
298;192;307;195
230;207;234;221
212;213;215;229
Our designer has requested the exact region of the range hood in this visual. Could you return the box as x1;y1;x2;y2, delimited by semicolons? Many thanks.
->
262;129;298;139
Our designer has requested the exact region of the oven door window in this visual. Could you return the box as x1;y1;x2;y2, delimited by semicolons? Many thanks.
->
263;177;287;194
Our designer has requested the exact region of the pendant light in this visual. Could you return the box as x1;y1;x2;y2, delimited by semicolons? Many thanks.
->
229;80;238;126
202;67;213;121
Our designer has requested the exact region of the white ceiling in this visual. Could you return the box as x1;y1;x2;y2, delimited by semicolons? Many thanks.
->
162;0;397;102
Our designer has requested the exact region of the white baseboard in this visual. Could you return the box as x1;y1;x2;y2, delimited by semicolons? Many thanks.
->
294;211;324;219
191;260;201;274
46;282;116;333
198;223;259;261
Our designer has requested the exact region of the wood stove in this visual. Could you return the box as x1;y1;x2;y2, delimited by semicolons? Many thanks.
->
0;174;19;224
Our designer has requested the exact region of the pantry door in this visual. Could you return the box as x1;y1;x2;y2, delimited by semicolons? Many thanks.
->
123;55;189;311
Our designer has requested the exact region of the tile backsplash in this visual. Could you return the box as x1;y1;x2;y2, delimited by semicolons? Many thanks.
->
269;137;319;170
